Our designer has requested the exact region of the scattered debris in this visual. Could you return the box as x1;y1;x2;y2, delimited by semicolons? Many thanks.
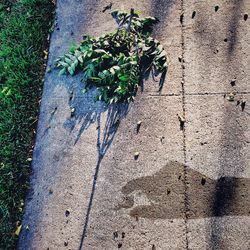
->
177;113;185;130
70;107;75;117
102;3;112;13
214;48;219;54
122;232;125;238
69;90;74;102
200;142;207;146
136;121;142;133
49;188;53;194
241;100;246;111
215;6;219;12
160;136;165;143
201;177;206;186
14;224;22;236
113;231;118;239
230;79;236;86
152;244;156;250
64;241;68;246
192;11;196;19
224;38;228;42
227;92;235;102
27;158;32;162
244;14;248;21
65;210;70;217
43;50;48;60
118;243;122;248
134;152;140;160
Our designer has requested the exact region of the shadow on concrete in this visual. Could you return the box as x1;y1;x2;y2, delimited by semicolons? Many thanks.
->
183;1;247;247
116;161;250;220
150;0;174;33
63;91;129;250
227;0;244;57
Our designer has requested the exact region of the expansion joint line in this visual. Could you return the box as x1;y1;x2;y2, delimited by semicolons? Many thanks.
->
180;0;189;249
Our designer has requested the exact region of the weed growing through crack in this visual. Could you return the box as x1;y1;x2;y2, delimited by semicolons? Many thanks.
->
56;9;168;103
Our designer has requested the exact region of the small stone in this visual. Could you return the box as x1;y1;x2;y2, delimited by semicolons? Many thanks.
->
64;241;68;246
201;177;206;186
113;231;118;239
230;79;236;86
244;14;248;21
177;113;185;130
134;152;140;160
65;210;70;217
70;108;75;117
192;11;196;19
136;121;142;133
215;6;219;12
118;243;122;248
227;93;235;102
241;100;246;111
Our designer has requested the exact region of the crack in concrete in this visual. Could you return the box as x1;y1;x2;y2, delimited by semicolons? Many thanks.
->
180;0;190;249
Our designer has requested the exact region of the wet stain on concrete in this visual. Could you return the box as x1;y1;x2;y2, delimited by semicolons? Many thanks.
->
117;161;250;220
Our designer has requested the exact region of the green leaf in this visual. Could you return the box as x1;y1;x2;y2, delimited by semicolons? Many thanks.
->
118;74;129;82
56;9;167;104
59;68;66;76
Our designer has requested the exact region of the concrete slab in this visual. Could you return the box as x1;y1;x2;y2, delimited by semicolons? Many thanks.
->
183;0;250;94
80;95;186;249
185;94;250;178
185;94;250;249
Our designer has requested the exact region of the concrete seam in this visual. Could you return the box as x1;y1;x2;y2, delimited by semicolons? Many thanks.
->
180;0;189;249
149;91;250;97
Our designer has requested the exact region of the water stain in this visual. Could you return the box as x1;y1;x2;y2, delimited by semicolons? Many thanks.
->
116;161;250;220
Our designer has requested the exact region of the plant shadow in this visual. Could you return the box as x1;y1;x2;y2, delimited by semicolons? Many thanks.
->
62;88;130;250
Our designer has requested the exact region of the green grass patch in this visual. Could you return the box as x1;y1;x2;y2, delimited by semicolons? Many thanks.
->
0;0;54;248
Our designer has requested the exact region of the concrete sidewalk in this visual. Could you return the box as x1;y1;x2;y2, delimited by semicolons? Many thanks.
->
19;0;250;249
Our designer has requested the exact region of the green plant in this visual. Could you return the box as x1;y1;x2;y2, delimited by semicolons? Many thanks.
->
55;9;168;103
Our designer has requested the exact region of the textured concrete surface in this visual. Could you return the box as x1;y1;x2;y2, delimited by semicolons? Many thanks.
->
18;0;250;249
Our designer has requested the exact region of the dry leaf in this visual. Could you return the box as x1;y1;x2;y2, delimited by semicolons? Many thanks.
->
15;225;22;236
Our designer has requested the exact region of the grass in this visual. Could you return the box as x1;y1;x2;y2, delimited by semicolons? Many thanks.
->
0;0;54;248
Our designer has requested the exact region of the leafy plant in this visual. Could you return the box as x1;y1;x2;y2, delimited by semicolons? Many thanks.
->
55;9;168;103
